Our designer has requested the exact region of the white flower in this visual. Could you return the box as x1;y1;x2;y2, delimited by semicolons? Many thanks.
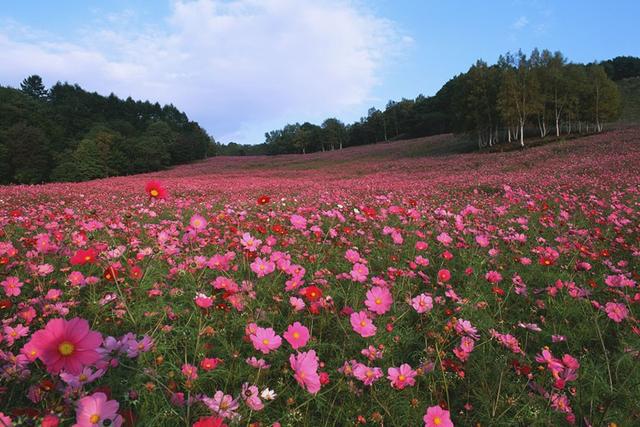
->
260;388;277;400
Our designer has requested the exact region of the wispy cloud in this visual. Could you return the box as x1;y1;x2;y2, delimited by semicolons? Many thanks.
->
511;15;529;30
0;0;408;144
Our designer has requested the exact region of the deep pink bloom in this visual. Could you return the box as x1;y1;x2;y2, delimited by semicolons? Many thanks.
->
181;363;198;380
485;270;503;284
283;322;310;350
364;286;393;315
195;293;214;309
250;326;282;354
605;302;628;323
290;214;307;230
290;350;321;394
1;277;23;297
27;317;102;375
350;311;377;337
437;269;451;283
423;405;453;427
387;363;417;389
73;392;122;427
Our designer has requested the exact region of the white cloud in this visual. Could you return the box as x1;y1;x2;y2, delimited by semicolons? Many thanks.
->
0;0;406;144
511;15;529;30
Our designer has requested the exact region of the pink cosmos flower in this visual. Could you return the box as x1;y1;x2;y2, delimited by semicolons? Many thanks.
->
350;263;369;283
411;294;433;314
181;363;198;380
240;232;261;252
455;319;479;340
73;392;122;427
485;270;503;284
605;302;628;323
200;357;222;371
437;232;453;246
353;363;383;386
250;257;275;278
290;350;321;394
283;322;310;350
241;383;264;411
290;214;307;230
27;317;102;375
195;293;214;309
202;391;240;419
387;363;417;389
1;277;23;297
345;249;362;263
289;296;306;311
350;311;377;338
0;412;12;427
4;324;29;346
364;286;393;315
250;326;282;354
189;214;207;231
423;405;453;427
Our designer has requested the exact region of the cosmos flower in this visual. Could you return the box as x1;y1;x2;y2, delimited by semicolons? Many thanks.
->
145;180;166;199
289;350;321;394
250;326;282;354
350;311;377;338
423;405;453;427
283;322;310;350
387;363;417;389
364;286;393;315
73;392;123;427
27;317;102;375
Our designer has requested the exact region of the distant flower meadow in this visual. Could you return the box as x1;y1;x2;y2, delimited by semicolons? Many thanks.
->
0;129;639;426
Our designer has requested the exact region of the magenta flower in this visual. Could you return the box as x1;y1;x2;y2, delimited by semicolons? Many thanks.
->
283;322;310;350
1;276;23;297
290;214;307;230
181;363;198;380
364;286;393;315
250;326;282;354
605;302;628;323
250;257;275;278
350;311;377;338
423;405;453;427
73;392;122;427
27;317;102;375
387;363;417;389
289;350;321;394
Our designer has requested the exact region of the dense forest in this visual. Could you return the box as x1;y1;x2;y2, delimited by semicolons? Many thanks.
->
0;77;214;184
220;52;639;155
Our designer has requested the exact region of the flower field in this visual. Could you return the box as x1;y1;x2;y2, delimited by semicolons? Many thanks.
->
0;129;639;426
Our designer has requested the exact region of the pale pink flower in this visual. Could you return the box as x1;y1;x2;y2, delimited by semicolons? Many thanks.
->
290;214;307;230
411;294;433;314
423;405;453;427
353;363;383;386
250;326;282;354
350;263;369;283
289;350;321;394
605;302;628;323
1;277;23;297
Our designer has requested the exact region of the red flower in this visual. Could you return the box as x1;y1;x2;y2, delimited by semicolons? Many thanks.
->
145;180;167;199
70;248;98;265
193;416;228;427
257;195;270;205
103;265;119;282
300;286;322;302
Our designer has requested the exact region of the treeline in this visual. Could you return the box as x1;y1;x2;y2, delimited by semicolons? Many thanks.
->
0;76;214;184
240;51;637;155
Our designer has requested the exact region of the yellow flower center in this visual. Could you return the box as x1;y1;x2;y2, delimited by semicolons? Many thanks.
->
262;339;270;345
375;298;382;305
150;189;159;197
293;332;300;339
398;375;406;381
366;370;373;378
89;414;100;424
434;417;442;425
360;320;367;327
58;341;75;356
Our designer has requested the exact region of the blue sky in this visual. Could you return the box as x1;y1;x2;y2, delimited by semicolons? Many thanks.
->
1;1;639;144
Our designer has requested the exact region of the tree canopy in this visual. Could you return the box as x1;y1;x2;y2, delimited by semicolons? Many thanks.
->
0;77;215;184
